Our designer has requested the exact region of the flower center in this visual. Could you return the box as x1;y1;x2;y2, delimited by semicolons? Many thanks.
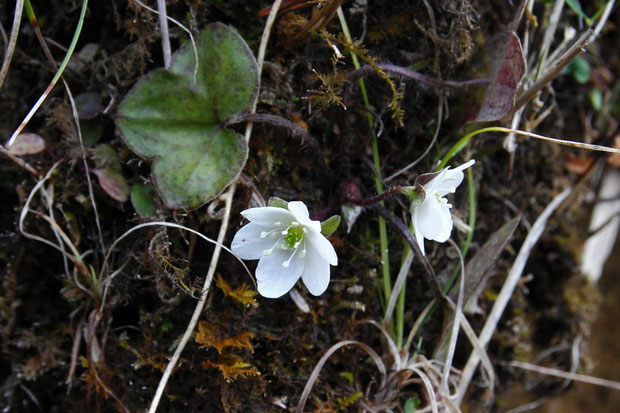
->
434;193;452;209
283;225;304;249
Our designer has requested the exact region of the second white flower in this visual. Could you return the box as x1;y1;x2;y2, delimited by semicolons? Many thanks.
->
231;201;338;298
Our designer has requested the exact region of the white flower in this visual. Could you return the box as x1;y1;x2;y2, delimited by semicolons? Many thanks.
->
411;159;475;255
231;201;338;298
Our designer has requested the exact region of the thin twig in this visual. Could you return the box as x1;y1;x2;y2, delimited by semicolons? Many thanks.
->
352;64;488;90
0;145;39;176
385;94;444;182
508;0;529;33
510;28;593;117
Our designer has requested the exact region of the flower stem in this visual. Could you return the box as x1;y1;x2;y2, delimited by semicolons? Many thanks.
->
345;186;403;206
337;7;392;304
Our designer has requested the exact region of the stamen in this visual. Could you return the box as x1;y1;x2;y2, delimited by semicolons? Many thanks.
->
282;247;299;267
260;228;281;239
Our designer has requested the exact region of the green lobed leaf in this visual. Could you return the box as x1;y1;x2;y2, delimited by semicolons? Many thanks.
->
115;23;259;208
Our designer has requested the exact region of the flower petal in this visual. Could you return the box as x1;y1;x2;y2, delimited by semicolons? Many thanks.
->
429;200;453;242
288;201;321;232
241;207;294;226
423;169;448;195
306;230;338;266
255;247;305;298
301;244;331;296
411;214;426;255
414;197;444;240
435;159;475;197
231;222;277;260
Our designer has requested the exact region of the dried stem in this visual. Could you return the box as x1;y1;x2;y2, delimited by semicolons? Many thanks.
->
374;204;445;300
510;28;593;117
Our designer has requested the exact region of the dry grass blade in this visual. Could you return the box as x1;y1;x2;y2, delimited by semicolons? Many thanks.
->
404;299;435;354
98;221;253;306
7;0;88;147
592;0;616;40
440;239;465;396
0;0;23;90
409;365;439;413
363;320;401;368
132;0;198;82
384;249;413;324
455;187;572;404
18;161;86;273
21;0;105;251
457;313;495;396
157;0;171;68
294;340;386;413
507;360;620;391
494;127;620;154
385;95;444;182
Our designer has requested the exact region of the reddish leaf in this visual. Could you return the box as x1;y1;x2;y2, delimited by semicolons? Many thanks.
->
564;153;594;174
607;135;620;168
7;133;46;155
466;33;526;125
93;167;130;203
